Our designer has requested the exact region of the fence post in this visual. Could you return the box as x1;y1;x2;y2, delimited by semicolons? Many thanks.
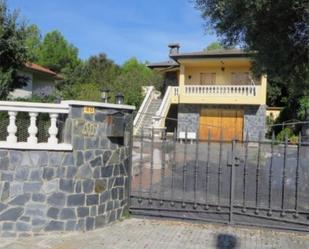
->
229;139;237;225
302;108;309;142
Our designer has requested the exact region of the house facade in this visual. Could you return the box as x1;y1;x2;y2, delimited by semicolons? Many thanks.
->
135;44;267;141
10;63;61;99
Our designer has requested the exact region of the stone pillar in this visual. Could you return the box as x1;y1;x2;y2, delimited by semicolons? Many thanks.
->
0;101;134;237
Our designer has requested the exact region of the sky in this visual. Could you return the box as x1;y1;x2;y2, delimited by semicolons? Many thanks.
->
8;0;218;65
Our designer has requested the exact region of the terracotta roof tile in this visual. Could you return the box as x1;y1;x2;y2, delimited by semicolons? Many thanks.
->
24;63;63;79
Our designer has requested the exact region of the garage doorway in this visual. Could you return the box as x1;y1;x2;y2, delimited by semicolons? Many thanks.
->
199;108;244;141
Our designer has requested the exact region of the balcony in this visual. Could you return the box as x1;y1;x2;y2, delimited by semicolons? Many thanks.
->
170;83;266;105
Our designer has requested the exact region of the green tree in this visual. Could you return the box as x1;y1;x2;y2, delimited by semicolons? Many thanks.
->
194;0;309;113
61;57;163;107
37;30;80;72
0;0;29;99
114;58;163;106
24;24;41;61
60;53;119;99
205;42;223;51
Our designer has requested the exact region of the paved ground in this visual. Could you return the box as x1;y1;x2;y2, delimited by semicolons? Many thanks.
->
0;218;308;249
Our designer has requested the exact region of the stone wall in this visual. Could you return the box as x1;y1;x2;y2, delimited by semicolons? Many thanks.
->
177;104;266;141
243;105;266;141
0;104;133;237
177;104;199;133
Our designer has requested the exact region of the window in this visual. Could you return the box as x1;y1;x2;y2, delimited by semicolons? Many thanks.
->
200;73;216;85
231;72;250;85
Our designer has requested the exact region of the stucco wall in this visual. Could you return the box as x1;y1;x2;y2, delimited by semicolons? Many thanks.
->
0;105;133;237
9;71;56;99
184;65;258;85
32;74;55;96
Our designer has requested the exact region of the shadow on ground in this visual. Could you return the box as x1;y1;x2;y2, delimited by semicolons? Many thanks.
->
216;234;239;249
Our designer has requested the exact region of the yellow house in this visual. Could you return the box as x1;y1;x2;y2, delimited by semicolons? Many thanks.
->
135;44;267;141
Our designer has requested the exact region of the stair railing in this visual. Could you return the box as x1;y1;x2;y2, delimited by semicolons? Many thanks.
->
133;86;156;135
153;86;173;129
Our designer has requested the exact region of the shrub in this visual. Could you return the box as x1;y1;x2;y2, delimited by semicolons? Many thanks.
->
276;127;293;141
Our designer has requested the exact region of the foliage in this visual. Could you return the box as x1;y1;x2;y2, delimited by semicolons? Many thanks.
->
297;96;309;120
12;94;58;103
205;42;223;51
289;135;299;144
24;24;41;61
61;57;163;107
0;0;29;99
276;127;293;142
36;30;80;73
194;0;309;112
60;53;119;100
64;82;101;101
113;58;163;106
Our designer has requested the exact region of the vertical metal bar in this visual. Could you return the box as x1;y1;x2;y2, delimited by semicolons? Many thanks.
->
193;128;199;209
138;127;144;203
255;131;262;214
182;127;188;208
148;127;154;204
171;128;177;207
205;129;211;210
127;115;134;211
160;130;166;205
294;132;301;218
267;131;275;216
217;128;223;211
242;131;249;212
281;134;288;217
229;139;236;224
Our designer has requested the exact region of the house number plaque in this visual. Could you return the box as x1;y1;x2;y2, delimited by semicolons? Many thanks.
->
83;106;95;114
82;122;98;136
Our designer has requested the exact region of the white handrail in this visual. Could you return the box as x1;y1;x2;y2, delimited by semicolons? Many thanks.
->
153;86;174;128
0;101;69;113
133;86;155;133
0;101;71;150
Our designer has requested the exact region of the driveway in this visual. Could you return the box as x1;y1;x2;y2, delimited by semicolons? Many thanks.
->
0;218;308;249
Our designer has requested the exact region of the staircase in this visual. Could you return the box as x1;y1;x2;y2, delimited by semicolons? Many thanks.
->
133;86;162;136
135;98;162;136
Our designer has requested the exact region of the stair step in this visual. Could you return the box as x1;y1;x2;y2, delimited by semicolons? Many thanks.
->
135;97;163;135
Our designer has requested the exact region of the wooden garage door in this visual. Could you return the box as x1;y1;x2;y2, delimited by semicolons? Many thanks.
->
199;108;244;141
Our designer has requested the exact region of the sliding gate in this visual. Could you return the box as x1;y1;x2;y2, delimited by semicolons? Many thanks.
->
130;129;309;231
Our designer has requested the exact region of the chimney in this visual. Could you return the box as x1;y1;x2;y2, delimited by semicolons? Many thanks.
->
168;43;180;55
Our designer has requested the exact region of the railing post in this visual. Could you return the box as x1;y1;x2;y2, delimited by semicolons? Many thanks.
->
27;112;38;144
7;111;17;143
229;139;237;224
48;113;59;145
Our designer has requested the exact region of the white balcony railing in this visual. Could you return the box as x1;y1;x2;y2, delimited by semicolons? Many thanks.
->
172;86;179;96
0;101;72;150
184;85;257;96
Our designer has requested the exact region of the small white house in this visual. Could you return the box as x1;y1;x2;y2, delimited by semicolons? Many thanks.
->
10;63;62;99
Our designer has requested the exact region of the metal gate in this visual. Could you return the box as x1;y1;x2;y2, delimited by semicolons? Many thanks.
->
130;128;309;232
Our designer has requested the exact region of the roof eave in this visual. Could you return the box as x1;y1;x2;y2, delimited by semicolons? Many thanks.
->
170;53;251;61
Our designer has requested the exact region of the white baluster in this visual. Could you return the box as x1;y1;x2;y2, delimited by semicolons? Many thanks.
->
27;112;38;144
48;113;59;145
7;111;17;144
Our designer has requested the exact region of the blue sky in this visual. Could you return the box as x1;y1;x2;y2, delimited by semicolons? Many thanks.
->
8;0;218;65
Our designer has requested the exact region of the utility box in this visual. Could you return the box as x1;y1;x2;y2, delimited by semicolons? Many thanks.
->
106;112;125;137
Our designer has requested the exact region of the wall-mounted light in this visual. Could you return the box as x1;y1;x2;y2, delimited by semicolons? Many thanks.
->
101;88;110;103
115;92;124;105
220;60;225;71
